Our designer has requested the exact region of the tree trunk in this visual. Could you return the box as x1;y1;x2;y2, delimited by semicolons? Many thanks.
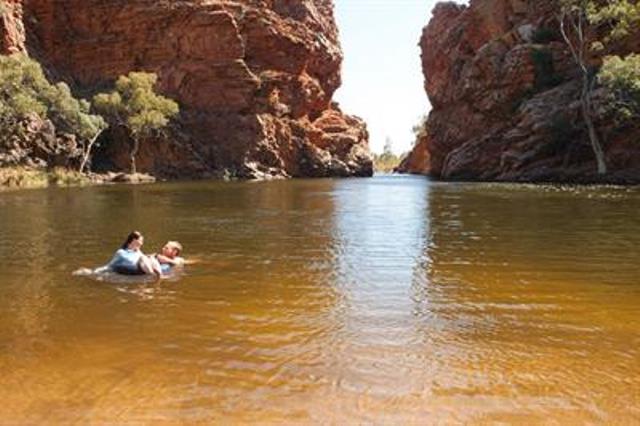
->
78;129;104;174
559;11;608;176
580;75;607;175
130;138;139;175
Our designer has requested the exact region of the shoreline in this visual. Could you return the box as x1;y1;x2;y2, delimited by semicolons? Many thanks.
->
2;166;639;192
0;166;156;191
394;170;640;187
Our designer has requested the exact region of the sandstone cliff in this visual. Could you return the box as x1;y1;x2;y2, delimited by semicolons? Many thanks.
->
399;0;640;183
0;0;24;54
2;0;372;179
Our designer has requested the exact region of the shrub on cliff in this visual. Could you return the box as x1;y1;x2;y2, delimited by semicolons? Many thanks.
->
590;2;640;124
599;54;640;122
93;72;179;174
589;0;640;47
0;54;106;170
557;0;640;174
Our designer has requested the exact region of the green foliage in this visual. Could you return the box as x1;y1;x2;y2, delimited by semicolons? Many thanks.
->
583;1;640;123
0;55;48;120
599;54;640;121
588;0;640;44
93;72;179;137
373;138;402;172
558;0;640;47
93;72;179;173
556;0;639;174
373;153;402;173
531;48;562;91
0;54;105;143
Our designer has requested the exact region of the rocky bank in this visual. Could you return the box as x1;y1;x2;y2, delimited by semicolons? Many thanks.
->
1;0;372;180
398;0;640;183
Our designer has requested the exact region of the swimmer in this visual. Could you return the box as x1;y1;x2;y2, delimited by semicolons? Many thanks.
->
107;231;162;278
153;241;185;275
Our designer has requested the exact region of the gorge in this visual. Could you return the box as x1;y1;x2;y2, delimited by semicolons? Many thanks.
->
1;2;639;422
2;0;639;183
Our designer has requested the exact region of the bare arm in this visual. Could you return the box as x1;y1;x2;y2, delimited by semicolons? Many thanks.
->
156;254;184;266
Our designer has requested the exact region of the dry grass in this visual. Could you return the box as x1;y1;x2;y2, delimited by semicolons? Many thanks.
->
48;167;90;186
0;167;49;189
0;166;90;190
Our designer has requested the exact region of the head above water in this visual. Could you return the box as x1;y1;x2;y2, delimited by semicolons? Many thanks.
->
161;241;183;258
122;231;144;250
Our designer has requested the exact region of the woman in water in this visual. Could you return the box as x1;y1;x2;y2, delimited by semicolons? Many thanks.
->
107;231;162;277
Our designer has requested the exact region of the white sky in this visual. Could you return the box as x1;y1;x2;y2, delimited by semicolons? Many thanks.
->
333;0;442;155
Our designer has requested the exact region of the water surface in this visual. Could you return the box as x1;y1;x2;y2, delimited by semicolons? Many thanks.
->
0;176;638;423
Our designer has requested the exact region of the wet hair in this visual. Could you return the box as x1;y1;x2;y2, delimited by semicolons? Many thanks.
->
122;231;143;250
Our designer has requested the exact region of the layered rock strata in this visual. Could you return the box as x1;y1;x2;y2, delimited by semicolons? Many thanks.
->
4;0;372;179
399;0;640;183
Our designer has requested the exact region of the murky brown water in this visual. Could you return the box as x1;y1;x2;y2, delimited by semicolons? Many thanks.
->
0;176;639;423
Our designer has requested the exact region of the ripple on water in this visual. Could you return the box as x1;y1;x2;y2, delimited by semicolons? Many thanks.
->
0;177;638;422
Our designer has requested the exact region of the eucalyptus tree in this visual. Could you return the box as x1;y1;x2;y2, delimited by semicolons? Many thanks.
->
557;0;607;174
557;0;640;174
598;54;640;121
0;54;105;172
591;1;640;123
93;72;179;174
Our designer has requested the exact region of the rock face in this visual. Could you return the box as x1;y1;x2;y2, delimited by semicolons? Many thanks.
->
396;133;430;174
11;0;372;179
399;0;640;183
0;0;25;54
0;114;82;169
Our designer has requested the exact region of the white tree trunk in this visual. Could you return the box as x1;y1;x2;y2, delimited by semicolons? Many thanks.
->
130;138;140;175
580;79;607;174
559;10;608;175
79;129;104;174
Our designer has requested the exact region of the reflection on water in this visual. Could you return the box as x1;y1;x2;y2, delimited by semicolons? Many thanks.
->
0;176;638;423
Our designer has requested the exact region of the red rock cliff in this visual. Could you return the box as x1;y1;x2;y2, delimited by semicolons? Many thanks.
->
15;0;372;179
399;0;640;183
1;0;25;53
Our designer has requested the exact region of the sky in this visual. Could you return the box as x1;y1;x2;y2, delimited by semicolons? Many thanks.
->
333;0;443;155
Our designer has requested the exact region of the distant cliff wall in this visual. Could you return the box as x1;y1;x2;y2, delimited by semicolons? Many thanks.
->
398;0;640;183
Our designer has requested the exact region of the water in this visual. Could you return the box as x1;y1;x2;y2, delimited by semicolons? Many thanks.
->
0;176;638;423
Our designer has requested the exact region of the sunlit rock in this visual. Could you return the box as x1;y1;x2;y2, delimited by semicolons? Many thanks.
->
398;0;640;183
7;0;372;179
